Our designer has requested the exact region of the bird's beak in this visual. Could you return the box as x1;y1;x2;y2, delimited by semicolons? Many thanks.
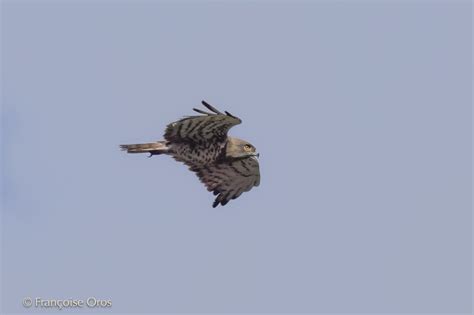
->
253;152;260;158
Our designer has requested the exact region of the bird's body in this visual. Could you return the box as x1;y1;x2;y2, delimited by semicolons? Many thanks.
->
169;138;227;165
120;101;260;207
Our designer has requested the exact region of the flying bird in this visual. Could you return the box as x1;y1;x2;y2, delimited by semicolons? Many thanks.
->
120;101;260;207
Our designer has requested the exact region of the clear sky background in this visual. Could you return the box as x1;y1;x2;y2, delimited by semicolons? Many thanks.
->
1;0;472;313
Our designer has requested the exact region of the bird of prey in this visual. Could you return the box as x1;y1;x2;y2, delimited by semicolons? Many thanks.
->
120;101;260;207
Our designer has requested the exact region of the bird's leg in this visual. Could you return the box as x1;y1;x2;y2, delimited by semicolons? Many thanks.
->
148;151;161;158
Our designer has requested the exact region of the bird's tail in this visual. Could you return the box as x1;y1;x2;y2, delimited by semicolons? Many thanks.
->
120;141;169;156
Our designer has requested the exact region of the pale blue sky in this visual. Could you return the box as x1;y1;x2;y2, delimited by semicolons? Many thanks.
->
1;0;472;313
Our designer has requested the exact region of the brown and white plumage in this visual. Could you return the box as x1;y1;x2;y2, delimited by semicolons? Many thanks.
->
192;156;260;207
120;101;260;207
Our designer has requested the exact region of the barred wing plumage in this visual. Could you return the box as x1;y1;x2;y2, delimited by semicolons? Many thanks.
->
164;101;241;144
192;157;260;207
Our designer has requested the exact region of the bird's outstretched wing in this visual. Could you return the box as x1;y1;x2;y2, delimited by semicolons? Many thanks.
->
164;101;242;144
191;157;260;207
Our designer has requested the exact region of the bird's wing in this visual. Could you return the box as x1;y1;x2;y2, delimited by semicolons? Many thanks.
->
164;101;242;144
191;157;260;207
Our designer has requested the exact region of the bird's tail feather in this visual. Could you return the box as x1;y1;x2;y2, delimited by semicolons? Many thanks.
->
120;141;168;155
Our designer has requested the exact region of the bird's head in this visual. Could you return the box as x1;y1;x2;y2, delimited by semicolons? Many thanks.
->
226;137;259;159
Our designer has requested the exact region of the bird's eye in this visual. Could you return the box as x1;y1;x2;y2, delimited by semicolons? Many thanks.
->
244;144;252;151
